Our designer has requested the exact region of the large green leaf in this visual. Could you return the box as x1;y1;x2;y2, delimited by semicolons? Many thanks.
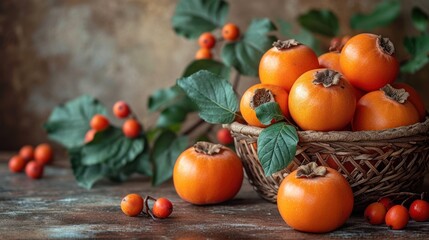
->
255;102;285;126
148;85;197;113
412;7;429;32
401;33;429;74
172;0;229;39
221;18;277;76
44;95;107;149
298;9;339;37
152;130;188;186
257;122;298;176
183;59;231;79
276;19;322;55
68;127;147;189
79;128;145;169
350;0;400;30
177;70;239;124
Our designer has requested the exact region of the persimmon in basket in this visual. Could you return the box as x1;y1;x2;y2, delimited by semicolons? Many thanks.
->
288;68;356;131
259;39;319;92
352;84;420;131
240;83;289;128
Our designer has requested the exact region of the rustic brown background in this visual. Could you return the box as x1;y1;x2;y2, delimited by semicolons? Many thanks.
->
0;0;428;150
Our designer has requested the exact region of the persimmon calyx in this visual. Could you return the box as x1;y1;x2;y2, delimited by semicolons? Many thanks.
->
381;84;409;104
194;141;223;155
312;69;342;87
273;39;301;50
377;36;395;56
250;88;275;109
296;162;327;178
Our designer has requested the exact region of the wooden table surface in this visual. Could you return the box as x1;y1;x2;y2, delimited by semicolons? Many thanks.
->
1;152;429;239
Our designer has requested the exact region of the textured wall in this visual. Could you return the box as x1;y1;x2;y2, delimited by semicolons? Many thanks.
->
0;0;428;150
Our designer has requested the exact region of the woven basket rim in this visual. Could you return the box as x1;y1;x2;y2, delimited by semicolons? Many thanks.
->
225;116;429;142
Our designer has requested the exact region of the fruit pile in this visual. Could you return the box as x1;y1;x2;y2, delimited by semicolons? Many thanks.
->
8;143;53;179
365;195;429;230
85;100;142;143
195;23;240;60
240;33;426;131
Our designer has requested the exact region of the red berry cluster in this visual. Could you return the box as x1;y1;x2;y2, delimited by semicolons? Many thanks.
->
195;23;241;60
8;143;54;179
121;193;173;220
85;101;142;143
364;195;429;230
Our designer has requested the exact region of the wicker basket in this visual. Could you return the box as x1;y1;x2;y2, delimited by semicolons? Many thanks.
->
226;117;429;210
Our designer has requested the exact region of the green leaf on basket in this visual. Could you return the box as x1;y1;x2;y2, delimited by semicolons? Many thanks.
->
172;0;229;39
255;102;285;126
350;0;400;30
412;7;428;32
401;33;429;74
183;59;231;79
221;18;277;76
152;130;188;186
177;70;239;124
276;19;322;55
298;9;339;37
44;95;107;149
258;122;298;176
148;85;197;113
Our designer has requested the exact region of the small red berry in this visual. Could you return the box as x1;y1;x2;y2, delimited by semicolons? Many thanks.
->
385;205;409;230
364;202;387;225
121;193;144;217
84;129;97;143
25;161;44;179
122;119;142;138
216;128;233;145
378;197;394;211
409;199;429;222
34;143;54;165
9;155;27;173
195;48;213;60
90;114;110;131
19;145;34;162
152;197;173;219
222;23;240;41
198;32;216;49
113;101;131;119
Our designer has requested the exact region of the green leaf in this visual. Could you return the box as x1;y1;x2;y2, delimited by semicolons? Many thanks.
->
255;102;285;126
136;151;152;177
148;85;197;113
79;128;144;169
257;122;298;176
44;95;107;149
152;130;188;186
183;59;231;79
221;18;277;76
401;55;429;74
177;70;239;124
298;9;339;37
156;106;187;130
412;7;428;32
172;0;229;39
68;127;147;189
70;149;108;189
401;33;429;74
350;0;400;30
276;19;322;55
